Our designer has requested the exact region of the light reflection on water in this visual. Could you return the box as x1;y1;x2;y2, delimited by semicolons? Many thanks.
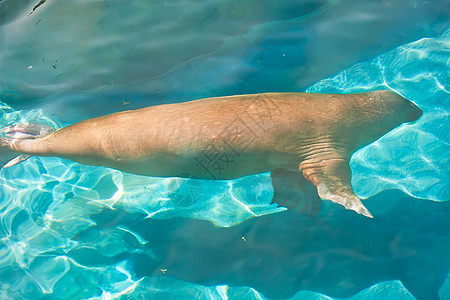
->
1;0;449;121
0;0;449;299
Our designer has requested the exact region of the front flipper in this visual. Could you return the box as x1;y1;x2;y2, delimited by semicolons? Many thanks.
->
300;158;373;218
270;169;321;217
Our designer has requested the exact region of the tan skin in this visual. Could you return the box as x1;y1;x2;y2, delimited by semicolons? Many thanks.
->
2;90;422;217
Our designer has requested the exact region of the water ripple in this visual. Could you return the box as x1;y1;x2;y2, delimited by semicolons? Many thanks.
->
0;19;449;300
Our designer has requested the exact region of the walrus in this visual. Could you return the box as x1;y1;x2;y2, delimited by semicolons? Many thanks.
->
0;90;422;218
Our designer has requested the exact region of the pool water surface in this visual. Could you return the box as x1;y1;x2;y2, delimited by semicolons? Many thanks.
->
0;0;449;299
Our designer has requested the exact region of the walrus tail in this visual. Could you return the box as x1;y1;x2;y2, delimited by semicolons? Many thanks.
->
0;123;56;168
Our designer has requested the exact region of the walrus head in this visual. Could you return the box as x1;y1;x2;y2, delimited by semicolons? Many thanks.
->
369;90;423;122
301;90;423;218
349;90;423;151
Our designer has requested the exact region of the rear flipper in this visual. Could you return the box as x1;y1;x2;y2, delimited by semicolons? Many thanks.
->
0;123;55;168
300;158;373;218
270;169;321;217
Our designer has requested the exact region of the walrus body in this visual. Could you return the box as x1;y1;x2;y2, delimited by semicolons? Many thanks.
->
0;91;422;217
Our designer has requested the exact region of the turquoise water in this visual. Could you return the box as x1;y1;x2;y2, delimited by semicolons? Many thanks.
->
1;0;449;299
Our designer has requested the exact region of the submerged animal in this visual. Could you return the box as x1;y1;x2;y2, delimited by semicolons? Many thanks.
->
0;91;422;217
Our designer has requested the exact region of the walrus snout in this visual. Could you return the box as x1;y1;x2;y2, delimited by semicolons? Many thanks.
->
408;102;423;122
377;90;422;123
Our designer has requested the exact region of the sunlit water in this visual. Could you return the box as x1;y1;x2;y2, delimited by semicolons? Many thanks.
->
1;1;449;299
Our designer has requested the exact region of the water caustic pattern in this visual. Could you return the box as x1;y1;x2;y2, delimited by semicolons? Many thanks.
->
0;28;449;299
1;0;450;298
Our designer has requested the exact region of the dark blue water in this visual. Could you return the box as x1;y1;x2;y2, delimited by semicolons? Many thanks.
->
0;0;449;299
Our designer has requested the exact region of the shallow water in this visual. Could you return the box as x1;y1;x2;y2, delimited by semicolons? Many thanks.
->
1;0;450;299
